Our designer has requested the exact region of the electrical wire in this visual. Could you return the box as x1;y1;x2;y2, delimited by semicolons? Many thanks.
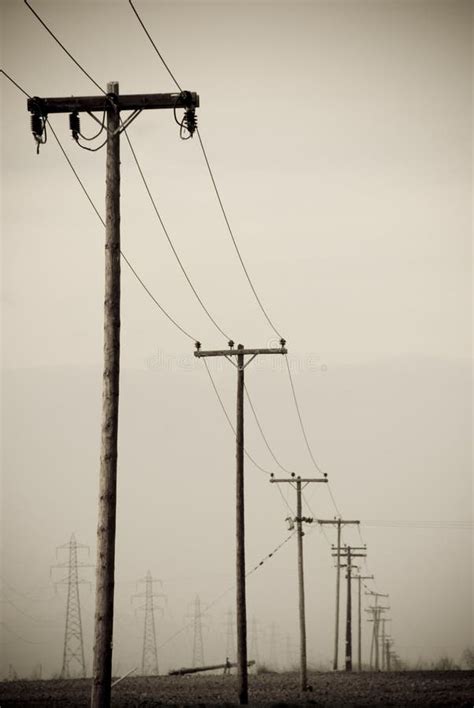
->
157;530;295;650
24;0;105;94
127;0;284;340
201;359;272;477
361;520;473;529
75;136;108;152
128;0;183;93
196;128;284;339
79;111;106;140
48;122;199;342
0;68;30;97
0;622;48;645
284;355;324;475
123;130;231;341
244;384;294;475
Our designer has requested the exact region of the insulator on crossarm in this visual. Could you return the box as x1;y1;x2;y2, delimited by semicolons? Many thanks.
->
184;107;197;137
69;112;80;141
31;113;43;140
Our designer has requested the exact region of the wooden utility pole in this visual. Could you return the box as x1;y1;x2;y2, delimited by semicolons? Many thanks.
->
317;518;359;670
352;572;373;671
92;80;121;707
332;546;366;672
194;342;287;704
28;86;199;708
270;474;327;692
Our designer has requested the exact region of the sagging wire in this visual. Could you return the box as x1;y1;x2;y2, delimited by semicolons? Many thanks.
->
157;530;295;650
201;359;273;477
244;383;295;476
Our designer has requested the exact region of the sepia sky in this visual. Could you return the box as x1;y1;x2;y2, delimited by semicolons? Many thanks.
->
1;0;472;679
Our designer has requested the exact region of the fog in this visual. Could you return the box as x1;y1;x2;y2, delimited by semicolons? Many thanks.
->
1;0;472;680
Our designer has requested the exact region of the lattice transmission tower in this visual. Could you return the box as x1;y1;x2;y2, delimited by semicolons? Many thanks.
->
52;533;93;678
132;571;165;675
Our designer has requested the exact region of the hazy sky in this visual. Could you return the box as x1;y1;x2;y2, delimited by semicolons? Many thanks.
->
1;0;472;679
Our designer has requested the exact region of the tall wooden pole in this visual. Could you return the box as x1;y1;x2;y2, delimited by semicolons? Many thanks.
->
345;547;353;671
358;575;362;672
334;519;341;670
296;478;308;692
91;81;121;708
236;346;248;704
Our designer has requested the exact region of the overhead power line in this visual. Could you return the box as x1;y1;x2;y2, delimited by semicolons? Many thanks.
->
157;530;295;651
244;384;294;476
123;130;231;341
24;0;105;94
127;0;284;341
128;0;183;92
201;360;295;517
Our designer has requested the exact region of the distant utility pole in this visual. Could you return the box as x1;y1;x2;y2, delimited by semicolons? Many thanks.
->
332;546;366;672
316;518;359;670
194;342;287;704
351;572;373;671
270;473;328;692
28;85;199;708
365;591;389;671
192;595;205;668
384;636;393;671
132;571;166;675
224;609;236;664
51;534;93;679
249;618;261;667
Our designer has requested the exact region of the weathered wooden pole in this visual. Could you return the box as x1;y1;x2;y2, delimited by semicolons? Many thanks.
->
236;345;248;704
295;477;308;692
91;80;121;708
345;547;353;671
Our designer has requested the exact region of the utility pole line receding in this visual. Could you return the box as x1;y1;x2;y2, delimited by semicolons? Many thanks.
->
27;86;199;708
317;518;359;670
333;546;366;672
195;342;287;704
270;473;328;692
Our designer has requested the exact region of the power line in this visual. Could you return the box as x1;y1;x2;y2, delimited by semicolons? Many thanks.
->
361;520;473;529
196;129;283;339
123;129;231;341
284;355;324;474
244;384;294;476
49;122;199;343
201;359;272;477
0;68;31;98
24;0;105;94
127;0;284;340
128;0;182;92
0;69;199;343
157;530;295;651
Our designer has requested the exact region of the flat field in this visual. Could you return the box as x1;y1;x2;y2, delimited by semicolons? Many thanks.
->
0;670;472;706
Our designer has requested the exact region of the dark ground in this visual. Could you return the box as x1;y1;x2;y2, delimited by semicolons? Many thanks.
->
0;670;473;706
